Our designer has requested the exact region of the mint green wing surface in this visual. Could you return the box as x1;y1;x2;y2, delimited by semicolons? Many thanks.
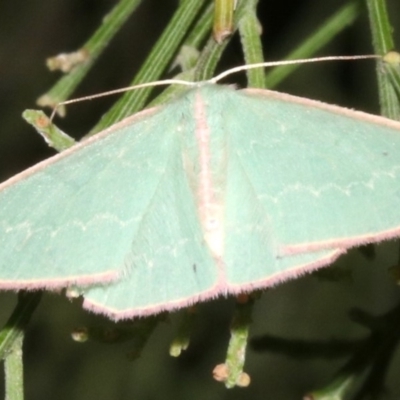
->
0;98;217;291
221;86;400;289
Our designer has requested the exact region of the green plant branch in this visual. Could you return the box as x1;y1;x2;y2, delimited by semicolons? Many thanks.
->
90;0;208;135
183;2;215;50
37;0;143;116
304;375;357;400
193;36;226;81
194;0;252;81
0;292;42;360
215;297;254;388
170;1;214;73
22;110;75;151
1;293;42;400
5;334;24;400
366;0;395;54
382;51;400;106
213;0;235;43
265;1;361;88
366;0;400;119
238;0;266;88
147;2;215;105
169;308;197;357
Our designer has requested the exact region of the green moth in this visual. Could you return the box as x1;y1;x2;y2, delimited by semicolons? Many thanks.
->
1;82;400;320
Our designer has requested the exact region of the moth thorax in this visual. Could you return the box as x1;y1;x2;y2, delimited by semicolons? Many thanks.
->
201;203;224;258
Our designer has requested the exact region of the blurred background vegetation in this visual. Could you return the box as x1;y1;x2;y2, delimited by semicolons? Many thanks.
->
0;0;400;399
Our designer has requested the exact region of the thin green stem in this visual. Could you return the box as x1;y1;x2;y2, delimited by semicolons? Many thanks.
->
173;2;212;74
90;0;208;134
366;0;400;119
37;0;143;114
184;2;215;50
194;0;251;81
0;292;42;360
238;0;266;88
213;0;235;43
383;51;400;94
382;52;400;98
222;298;254;388
22;110;75;151
146;3;215;106
1;293;42;400
366;0;395;54
169;309;197;357
265;1;361;88
5;334;24;400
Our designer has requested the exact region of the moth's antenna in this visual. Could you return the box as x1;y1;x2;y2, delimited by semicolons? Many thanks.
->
49;79;196;120
210;55;381;84
49;55;381;120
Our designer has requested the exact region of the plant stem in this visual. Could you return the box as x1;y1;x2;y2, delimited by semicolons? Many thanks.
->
37;0;143;113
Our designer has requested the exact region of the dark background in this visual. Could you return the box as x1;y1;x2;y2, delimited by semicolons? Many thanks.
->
0;1;400;399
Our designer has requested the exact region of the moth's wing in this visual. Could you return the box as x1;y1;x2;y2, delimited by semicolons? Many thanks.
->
81;155;220;320
220;87;400;291
223;143;344;292
0;94;217;293
82;91;223;320
163;86;338;293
